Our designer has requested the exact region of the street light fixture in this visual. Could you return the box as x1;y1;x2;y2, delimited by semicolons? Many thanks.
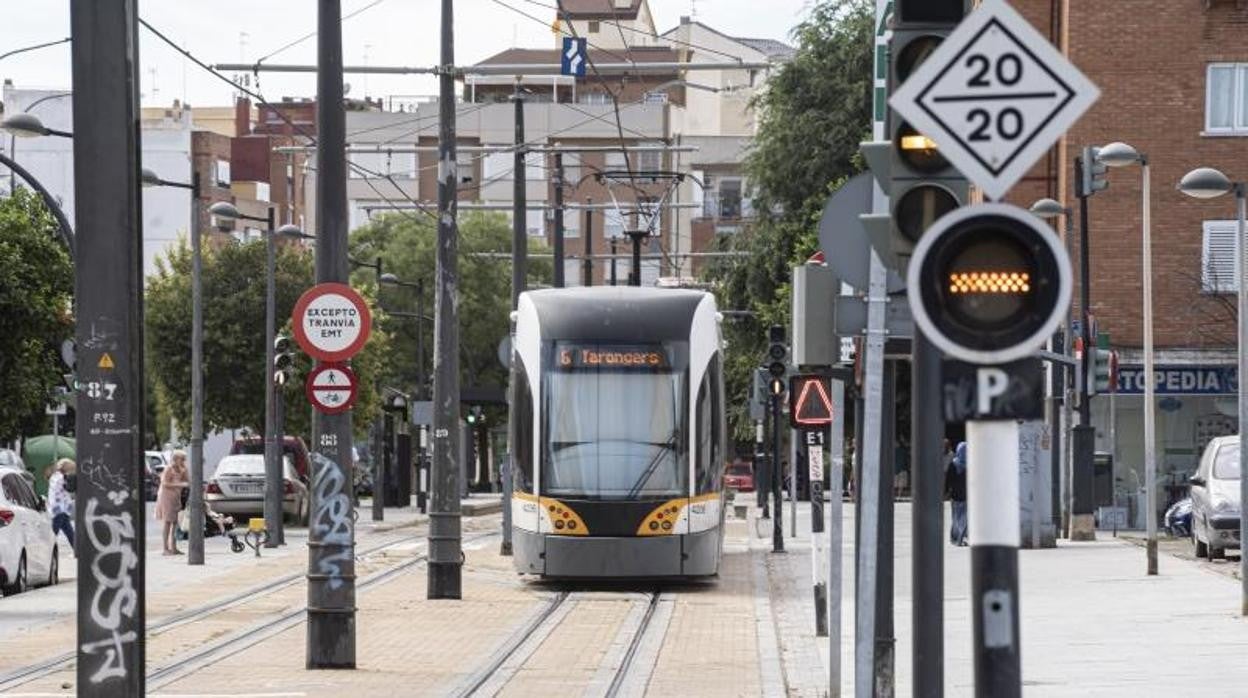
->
208;200;300;547
1095;142;1158;577
1179;165;1247;615
0;113;73;139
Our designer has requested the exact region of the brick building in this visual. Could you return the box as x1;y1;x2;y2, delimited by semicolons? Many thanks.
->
1006;1;1248;505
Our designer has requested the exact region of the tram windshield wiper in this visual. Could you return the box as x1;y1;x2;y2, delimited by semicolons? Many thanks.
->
625;430;679;499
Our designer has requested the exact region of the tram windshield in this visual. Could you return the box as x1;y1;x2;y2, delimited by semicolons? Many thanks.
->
544;342;687;500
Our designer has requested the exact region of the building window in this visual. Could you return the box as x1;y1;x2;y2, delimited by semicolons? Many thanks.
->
638;143;662;173
604;207;626;238
215;159;231;187
579;91;612;106
1202;220;1239;293
588;21;600;33
1206;63;1248;134
605;150;627;171
718;178;743;218
526;209;545;237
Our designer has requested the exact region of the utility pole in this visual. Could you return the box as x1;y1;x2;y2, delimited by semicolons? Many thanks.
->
877;362;896;696
428;0;464;599
511;83;527;308
71;1;146;694
582;199;593;287
912;335;944;694
553;152;565;287
188;170;205;566
307;0;357;668
264;206;283;547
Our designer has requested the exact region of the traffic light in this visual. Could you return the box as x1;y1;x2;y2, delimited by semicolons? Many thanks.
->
273;335;295;386
766;325;789;397
908;203;1071;365
861;0;969;271
1080;145;1109;197
466;405;485;427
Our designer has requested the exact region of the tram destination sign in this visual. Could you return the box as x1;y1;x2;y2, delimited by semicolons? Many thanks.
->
556;344;669;370
889;0;1099;200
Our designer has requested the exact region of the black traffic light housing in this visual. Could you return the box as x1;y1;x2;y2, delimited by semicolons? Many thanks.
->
273;335;295;386
1078;145;1109;197
766;324;788;379
861;2;970;272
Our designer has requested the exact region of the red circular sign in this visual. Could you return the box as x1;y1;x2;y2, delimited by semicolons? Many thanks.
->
305;363;359;415
292;283;372;362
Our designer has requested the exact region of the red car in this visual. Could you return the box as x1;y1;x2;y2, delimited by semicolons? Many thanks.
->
724;461;755;492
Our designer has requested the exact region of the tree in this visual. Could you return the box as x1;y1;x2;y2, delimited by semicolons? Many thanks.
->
703;0;873;440
348;211;553;411
0;189;73;441
145;237;389;440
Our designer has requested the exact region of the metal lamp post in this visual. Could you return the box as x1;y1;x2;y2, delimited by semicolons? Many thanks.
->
2;109;73;194
1;111;75;256
209;201;307;546
1031;198;1076;539
1096;142;1157;575
142;167;205;563
1178;166;1248;613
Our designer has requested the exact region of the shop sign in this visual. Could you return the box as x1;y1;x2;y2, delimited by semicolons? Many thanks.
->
1116;365;1236;395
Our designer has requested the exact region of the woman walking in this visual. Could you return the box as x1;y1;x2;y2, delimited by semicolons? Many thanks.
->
47;458;75;549
156;450;189;555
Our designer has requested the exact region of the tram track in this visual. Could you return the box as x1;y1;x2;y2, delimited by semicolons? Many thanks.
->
145;529;500;690
455;587;669;698
0;526;467;693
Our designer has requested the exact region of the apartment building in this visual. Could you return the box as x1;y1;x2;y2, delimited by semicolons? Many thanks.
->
1007;1;1248;506
330;0;790;285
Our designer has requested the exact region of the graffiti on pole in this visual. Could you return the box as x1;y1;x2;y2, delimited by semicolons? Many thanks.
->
311;454;353;589
79;493;139;684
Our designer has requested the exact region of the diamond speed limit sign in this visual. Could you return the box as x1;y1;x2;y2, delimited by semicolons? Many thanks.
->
889;0;1099;201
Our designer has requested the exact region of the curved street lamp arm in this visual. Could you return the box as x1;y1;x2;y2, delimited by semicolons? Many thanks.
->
0;37;71;64
0;152;75;260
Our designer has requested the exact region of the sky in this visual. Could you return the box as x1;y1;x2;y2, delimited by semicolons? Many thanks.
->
1;0;814;109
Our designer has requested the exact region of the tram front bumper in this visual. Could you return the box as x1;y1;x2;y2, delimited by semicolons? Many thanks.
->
513;528;719;578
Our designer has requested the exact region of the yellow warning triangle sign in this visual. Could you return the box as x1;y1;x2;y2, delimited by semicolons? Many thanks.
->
98;353;115;370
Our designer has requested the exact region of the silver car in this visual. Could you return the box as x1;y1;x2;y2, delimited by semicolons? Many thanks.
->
205;454;309;526
0;467;58;595
1189;435;1241;559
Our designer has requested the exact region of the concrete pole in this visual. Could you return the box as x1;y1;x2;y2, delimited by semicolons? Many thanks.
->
70;1;146;692
307;0;357;667
188;171;205;565
428;0;464;600
828;379;845;697
553;153;565;287
512;84;527;309
264;206;282;547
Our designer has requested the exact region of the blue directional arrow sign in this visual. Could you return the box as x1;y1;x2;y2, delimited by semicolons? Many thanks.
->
561;37;587;77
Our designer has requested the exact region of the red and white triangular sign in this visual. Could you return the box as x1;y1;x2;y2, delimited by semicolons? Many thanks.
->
790;375;834;428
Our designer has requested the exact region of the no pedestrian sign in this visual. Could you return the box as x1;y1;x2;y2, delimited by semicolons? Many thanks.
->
292;283;372;362
306;363;359;415
889;0;1099;201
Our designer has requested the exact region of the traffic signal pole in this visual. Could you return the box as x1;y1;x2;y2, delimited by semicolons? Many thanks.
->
307;0;357;667
912;336;944;696
428;0;464;600
967;420;1022;698
265;206;283;547
771;385;784;552
71;1;146;693
1072;156;1096;541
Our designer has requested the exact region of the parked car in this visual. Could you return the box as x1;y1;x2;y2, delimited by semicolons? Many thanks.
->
143;452;167;501
724;460;755;492
1164;497;1193;538
0;466;58;595
230;437;310;481
1189;435;1241;560
205;454;309;525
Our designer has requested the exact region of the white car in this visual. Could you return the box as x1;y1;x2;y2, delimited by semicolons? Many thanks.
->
0;467;58;595
205;454;309;526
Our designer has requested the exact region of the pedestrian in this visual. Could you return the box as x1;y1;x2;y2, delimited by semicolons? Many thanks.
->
946;441;968;546
47;458;76;549
156;450;189;555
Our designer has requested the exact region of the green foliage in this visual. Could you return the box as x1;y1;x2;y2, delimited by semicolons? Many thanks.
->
145;236;388;440
703;0;873;440
0;189;73;441
348;211;552;411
